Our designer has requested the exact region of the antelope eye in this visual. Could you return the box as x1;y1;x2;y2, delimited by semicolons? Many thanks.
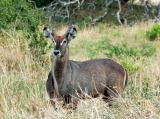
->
60;40;67;46
63;40;67;44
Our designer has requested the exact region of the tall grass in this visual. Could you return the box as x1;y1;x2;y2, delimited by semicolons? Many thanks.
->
1;20;160;118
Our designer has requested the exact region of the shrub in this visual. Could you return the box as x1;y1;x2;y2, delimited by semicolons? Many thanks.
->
85;39;156;73
146;23;160;41
0;0;44;32
29;32;52;64
86;39;156;58
140;44;156;57
0;0;50;64
120;57;140;74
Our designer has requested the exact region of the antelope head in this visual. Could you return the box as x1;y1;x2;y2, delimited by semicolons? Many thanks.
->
43;25;77;57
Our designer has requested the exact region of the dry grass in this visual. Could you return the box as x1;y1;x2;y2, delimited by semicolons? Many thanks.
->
0;21;160;119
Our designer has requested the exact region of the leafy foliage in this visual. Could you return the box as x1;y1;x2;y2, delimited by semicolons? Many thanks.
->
0;0;52;63
0;0;44;32
146;23;160;41
86;39;156;59
85;39;156;73
29;32;52;59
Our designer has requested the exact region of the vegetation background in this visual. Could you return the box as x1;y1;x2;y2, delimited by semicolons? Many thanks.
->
0;0;160;119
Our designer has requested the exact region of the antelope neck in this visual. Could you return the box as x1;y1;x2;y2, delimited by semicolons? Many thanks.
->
54;47;69;84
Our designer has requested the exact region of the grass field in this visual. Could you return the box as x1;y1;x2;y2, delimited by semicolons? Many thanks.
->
0;19;160;119
0;21;160;119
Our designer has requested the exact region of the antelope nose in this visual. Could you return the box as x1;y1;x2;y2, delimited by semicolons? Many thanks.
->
53;50;60;56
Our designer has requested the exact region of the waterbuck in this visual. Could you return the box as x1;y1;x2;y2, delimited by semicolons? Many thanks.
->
43;25;128;109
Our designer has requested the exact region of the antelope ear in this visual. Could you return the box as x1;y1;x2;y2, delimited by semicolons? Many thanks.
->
43;27;54;41
65;25;77;42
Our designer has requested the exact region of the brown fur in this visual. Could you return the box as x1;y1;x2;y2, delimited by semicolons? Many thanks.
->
45;30;128;109
54;35;65;41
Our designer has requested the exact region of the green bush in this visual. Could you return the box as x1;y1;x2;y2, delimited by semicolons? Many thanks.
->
140;44;156;57
0;0;51;64
29;32;52;61
85;39;156;73
120;57;140;74
146;23;160;41
0;0;44;32
86;39;156;58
